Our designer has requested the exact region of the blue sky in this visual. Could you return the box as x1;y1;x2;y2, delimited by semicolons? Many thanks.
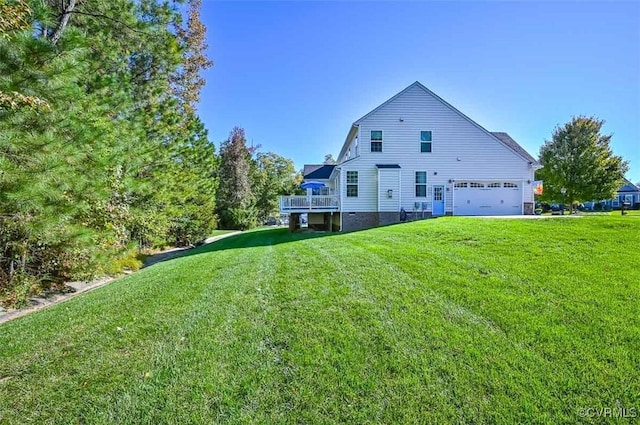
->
198;1;640;183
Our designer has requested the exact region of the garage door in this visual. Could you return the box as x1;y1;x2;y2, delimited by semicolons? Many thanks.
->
453;181;522;215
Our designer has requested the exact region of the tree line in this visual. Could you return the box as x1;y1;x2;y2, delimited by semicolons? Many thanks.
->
0;0;299;306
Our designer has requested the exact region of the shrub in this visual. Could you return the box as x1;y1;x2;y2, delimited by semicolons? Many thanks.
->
0;272;39;309
128;207;170;250
168;211;217;247
102;245;143;275
219;208;257;231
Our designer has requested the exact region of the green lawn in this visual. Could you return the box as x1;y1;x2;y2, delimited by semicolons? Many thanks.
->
1;217;639;423
207;229;237;237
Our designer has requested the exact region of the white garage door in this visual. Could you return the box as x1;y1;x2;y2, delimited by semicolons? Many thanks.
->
453;181;522;215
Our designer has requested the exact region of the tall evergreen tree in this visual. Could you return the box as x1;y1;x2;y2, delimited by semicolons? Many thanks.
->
217;127;255;229
0;0;219;303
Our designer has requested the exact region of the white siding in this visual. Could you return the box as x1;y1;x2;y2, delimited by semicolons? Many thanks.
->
378;169;401;212
336;84;535;213
340;166;377;212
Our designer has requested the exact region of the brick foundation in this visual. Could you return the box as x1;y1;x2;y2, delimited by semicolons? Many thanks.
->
378;212;401;226
341;212;379;232
341;211;407;232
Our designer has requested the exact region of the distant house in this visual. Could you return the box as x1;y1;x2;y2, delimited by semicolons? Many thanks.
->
280;81;541;232
584;179;640;210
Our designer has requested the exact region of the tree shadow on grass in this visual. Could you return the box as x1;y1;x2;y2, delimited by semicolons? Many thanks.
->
144;217;443;268
144;228;340;268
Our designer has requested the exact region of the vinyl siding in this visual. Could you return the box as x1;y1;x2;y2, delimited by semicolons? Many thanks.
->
378;169;401;212
337;84;535;213
340;165;377;212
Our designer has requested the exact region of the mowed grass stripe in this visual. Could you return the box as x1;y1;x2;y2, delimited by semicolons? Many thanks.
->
0;233;280;423
100;234;285;424
342;219;639;419
0;217;639;424
282;235;553;423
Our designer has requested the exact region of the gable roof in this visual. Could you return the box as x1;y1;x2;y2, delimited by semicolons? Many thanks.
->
618;178;640;193
303;164;324;176
490;132;537;164
338;124;359;163
303;164;335;180
339;81;540;166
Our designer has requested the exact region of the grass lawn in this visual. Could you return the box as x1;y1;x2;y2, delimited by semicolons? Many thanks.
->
207;229;237;237
1;217;638;423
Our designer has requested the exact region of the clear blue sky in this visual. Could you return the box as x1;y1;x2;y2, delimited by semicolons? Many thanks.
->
198;1;640;183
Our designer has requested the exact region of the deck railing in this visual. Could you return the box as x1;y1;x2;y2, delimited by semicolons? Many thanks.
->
280;195;340;212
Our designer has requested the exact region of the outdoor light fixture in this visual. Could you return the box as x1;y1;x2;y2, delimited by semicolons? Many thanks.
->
527;180;531;184
434;171;438;175
387;189;393;198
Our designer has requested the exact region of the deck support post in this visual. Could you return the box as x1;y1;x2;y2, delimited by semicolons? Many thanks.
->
288;213;300;232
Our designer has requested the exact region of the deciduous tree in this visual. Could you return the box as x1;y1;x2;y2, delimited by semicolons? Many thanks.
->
536;116;628;208
253;152;298;221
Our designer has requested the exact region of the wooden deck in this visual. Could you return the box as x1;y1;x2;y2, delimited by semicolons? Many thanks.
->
279;195;340;213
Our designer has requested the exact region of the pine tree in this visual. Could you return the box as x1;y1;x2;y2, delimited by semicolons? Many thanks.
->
0;0;220;301
217;127;256;229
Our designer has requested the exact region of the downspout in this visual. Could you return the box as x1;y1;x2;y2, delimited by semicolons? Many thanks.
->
339;167;343;231
398;169;402;215
521;178;525;215
377;168;380;212
451;178;455;216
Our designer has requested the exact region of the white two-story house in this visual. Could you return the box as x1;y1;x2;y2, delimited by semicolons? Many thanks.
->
280;81;541;232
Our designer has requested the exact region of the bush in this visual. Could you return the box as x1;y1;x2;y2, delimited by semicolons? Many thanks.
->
168;211;217;247
128;208;170;250
102;245;143;275
219;208;257;231
0;272;39;309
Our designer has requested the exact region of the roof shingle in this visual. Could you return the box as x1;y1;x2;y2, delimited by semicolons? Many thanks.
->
490;132;538;164
303;164;335;180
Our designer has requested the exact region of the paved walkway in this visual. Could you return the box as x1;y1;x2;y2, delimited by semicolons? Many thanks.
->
0;231;241;325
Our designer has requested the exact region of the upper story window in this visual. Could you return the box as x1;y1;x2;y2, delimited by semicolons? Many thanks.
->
346;171;358;197
371;130;382;152
420;131;432;153
415;171;427;197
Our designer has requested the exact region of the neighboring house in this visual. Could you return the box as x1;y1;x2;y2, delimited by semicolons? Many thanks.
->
584;179;640;210
280;81;541;232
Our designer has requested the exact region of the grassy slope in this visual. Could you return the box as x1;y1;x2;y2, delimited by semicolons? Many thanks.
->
0;217;638;424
